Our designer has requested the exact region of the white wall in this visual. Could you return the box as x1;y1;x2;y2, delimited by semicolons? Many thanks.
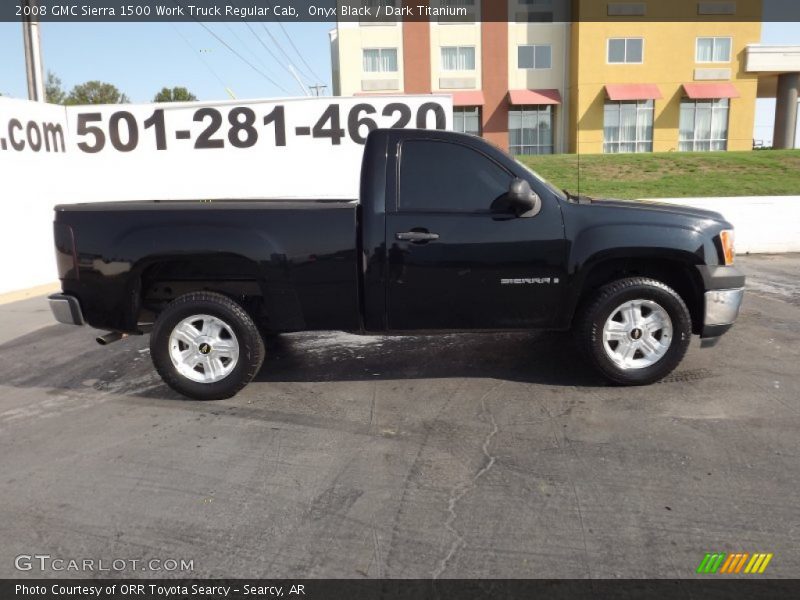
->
0;95;452;295
646;196;800;254
0;99;72;295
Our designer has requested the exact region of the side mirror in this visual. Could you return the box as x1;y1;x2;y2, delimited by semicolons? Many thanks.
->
506;178;542;217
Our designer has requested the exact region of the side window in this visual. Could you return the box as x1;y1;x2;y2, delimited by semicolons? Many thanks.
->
399;140;511;212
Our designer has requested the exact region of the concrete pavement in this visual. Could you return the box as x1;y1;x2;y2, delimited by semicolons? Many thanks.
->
0;255;798;579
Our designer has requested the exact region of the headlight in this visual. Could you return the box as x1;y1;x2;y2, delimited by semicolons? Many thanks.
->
719;229;735;266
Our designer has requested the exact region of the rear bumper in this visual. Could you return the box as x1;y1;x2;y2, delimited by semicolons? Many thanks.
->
48;294;85;326
696;265;746;339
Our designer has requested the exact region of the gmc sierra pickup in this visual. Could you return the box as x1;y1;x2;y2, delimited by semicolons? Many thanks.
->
49;129;745;399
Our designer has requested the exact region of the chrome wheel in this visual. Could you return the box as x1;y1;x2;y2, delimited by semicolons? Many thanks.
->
168;314;239;384
602;299;673;370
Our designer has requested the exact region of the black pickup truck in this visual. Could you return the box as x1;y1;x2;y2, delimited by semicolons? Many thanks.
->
49;129;745;399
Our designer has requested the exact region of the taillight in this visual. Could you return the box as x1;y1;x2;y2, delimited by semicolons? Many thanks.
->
719;229;735;266
54;223;79;280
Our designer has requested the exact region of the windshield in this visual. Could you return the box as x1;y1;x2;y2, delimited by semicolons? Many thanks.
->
516;159;567;201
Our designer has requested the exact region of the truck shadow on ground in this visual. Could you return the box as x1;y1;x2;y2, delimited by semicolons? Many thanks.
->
0;326;604;403
253;330;602;388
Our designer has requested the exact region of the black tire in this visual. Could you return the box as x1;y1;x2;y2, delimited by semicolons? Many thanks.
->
575;277;692;385
150;292;265;400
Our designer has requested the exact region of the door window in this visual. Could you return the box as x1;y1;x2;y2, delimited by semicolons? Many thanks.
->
399;140;512;212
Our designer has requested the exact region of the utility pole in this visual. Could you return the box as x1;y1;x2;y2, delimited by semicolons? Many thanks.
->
22;0;46;102
309;84;328;97
288;65;310;97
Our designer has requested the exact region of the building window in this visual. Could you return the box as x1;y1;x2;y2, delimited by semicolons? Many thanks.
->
438;0;477;23
696;37;732;63
453;107;481;136
509;105;554;155
679;98;730;151
608;38;644;64
441;46;476;71
363;48;398;73
518;45;552;69
603;100;654;153
515;0;554;22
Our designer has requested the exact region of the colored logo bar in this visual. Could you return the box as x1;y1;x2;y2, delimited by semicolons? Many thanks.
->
697;552;773;574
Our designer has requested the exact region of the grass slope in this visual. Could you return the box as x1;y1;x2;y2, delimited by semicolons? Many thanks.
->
516;150;800;199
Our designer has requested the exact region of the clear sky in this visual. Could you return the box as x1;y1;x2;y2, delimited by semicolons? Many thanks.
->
1;21;798;144
0;21;335;100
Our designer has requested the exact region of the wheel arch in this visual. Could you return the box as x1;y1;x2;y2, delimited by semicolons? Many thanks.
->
567;253;705;334
135;253;279;331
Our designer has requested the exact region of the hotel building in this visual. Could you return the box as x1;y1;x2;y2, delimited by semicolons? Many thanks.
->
329;0;800;153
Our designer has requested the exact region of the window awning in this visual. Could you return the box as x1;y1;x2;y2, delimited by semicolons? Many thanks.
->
605;84;663;101
683;83;740;99
451;91;485;107
508;89;562;105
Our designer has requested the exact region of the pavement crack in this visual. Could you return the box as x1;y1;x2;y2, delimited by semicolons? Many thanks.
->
384;380;466;575
369;525;383;578
367;381;377;433
432;381;503;580
568;474;593;579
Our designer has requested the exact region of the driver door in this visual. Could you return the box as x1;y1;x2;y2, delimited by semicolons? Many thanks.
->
386;138;567;331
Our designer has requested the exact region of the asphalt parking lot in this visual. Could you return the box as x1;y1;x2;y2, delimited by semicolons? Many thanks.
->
0;254;798;579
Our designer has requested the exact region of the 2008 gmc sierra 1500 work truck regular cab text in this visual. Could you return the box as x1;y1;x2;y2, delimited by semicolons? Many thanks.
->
49;129;745;400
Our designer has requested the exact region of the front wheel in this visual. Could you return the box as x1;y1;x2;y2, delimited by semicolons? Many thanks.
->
576;277;692;385
150;292;265;400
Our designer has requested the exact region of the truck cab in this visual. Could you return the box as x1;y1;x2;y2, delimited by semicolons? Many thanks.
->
49;129;745;399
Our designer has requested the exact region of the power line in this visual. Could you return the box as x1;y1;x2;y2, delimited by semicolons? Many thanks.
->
221;22;284;83
258;22;318;89
194;21;291;94
276;21;323;83
259;22;298;72
244;21;306;95
288;65;310;97
260;0;320;82
171;23;231;95
169;0;290;93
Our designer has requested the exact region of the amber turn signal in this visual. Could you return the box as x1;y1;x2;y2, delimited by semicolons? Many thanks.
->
720;230;735;265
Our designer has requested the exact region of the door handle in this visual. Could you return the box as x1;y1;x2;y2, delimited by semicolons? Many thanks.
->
395;231;440;243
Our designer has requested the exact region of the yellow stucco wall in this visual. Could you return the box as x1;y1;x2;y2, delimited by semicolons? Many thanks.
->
570;0;762;154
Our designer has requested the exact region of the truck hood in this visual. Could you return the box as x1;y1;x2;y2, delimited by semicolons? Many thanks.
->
573;196;727;223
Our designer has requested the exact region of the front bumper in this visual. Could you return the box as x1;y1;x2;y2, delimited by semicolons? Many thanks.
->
696;265;746;339
48;294;84;326
705;287;745;327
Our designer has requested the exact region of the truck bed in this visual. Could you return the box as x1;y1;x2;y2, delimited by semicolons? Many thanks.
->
55;199;361;333
55;198;358;211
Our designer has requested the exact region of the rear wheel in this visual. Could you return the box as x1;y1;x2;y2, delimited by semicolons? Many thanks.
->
576;277;692;385
150;292;264;400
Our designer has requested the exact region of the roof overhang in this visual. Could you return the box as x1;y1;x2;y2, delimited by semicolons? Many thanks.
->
745;44;800;74
508;89;562;105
